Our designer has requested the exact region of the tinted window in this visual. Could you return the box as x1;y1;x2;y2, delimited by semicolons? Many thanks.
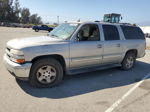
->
103;25;120;41
121;26;145;39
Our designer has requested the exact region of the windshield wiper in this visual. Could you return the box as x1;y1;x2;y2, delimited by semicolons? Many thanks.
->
49;34;65;40
50;34;59;38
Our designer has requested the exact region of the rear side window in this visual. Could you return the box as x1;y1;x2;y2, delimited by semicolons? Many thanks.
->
103;25;120;41
121;26;145;39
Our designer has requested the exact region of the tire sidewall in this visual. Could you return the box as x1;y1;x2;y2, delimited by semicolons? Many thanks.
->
121;52;136;70
35;29;39;32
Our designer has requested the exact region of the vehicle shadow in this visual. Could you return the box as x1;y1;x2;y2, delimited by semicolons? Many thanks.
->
16;61;150;99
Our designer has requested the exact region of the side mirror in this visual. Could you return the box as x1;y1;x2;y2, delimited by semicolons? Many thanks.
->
75;37;80;42
121;16;123;20
76;30;83;41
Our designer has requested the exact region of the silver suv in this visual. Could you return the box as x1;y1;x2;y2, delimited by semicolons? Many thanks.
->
4;22;146;87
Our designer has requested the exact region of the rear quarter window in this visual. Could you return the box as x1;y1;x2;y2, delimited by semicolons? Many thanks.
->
121;25;145;40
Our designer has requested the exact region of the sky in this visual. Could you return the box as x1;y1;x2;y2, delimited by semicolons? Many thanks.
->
20;0;150;26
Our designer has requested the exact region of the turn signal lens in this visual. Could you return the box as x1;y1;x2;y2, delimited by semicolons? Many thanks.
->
16;59;25;63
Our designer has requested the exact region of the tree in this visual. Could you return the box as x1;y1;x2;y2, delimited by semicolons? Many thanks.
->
0;0;43;24
13;0;20;22
0;0;14;22
0;0;20;23
29;14;42;24
20;8;30;24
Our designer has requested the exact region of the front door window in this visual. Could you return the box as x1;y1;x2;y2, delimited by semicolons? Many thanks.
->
77;24;100;41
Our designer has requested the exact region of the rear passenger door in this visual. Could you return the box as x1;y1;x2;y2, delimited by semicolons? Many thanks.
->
102;25;124;64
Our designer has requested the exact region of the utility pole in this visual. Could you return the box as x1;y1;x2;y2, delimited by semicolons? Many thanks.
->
57;16;59;25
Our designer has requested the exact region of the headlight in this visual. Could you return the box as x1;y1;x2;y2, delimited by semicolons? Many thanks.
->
10;49;24;55
10;49;25;63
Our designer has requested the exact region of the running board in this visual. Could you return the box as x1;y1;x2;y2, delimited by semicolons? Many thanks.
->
67;64;121;75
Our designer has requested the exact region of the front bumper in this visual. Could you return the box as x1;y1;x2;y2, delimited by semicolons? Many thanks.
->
4;54;32;80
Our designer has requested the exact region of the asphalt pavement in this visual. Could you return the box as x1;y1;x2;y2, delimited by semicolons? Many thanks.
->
0;27;150;112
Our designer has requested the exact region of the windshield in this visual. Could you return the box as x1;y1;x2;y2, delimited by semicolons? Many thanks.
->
104;15;111;22
48;23;79;39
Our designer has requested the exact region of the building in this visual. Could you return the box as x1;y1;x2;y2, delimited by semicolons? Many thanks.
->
140;26;150;48
140;26;150;34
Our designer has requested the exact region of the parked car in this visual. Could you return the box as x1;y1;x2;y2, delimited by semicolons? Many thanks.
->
23;24;32;28
0;22;2;26
9;23;23;27
4;22;146;88
32;25;54;32
0;22;11;27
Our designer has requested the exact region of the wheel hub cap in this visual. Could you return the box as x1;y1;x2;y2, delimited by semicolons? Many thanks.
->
36;65;57;84
126;56;134;68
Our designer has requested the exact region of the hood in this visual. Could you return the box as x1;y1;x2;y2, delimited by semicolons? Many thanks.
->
7;36;64;49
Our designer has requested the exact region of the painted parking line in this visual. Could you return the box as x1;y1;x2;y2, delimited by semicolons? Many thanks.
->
105;72;150;112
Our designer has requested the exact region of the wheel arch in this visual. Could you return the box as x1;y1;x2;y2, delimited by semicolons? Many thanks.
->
31;54;66;72
125;49;138;58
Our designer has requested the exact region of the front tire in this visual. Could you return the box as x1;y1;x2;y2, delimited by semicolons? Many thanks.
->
48;29;51;32
35;29;39;32
121;52;136;70
29;58;63;88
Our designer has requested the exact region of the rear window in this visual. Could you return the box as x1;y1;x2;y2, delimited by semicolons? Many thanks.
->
121;26;145;39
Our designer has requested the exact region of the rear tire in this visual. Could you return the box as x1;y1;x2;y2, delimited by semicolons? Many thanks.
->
121;52;136;70
29;58;63;88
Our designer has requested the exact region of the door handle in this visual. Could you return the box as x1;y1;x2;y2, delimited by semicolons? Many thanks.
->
97;44;102;48
116;44;121;47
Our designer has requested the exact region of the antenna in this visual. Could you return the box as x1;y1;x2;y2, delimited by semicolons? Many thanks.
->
57;16;59;25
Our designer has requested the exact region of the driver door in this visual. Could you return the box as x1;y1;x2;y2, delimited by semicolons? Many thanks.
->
69;24;103;69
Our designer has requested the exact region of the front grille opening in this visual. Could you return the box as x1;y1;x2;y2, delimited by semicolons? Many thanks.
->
7;47;10;52
7;54;11;58
6;47;11;60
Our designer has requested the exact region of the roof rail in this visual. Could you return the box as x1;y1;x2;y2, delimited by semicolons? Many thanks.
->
119;23;137;26
120;23;132;25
